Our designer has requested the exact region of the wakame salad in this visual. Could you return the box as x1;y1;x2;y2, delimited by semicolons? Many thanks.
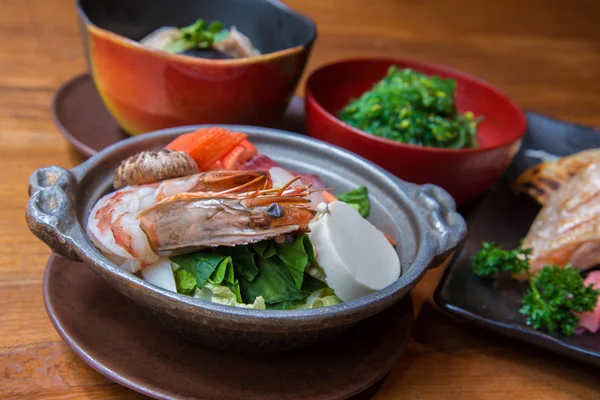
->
340;66;480;149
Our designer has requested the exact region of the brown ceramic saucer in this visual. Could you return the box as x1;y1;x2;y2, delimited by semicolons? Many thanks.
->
51;74;307;157
43;255;414;400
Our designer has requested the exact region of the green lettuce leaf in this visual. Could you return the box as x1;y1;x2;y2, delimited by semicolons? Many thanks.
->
239;256;305;304
170;235;341;310
267;288;342;310
307;296;341;308
301;273;328;293
171;253;224;287
174;268;197;295
194;284;265;309
219;246;259;282
274;234;312;289
208;256;234;285
252;241;276;258
338;186;370;217
223;280;243;303
304;288;342;309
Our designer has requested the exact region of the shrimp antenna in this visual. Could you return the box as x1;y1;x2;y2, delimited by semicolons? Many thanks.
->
311;187;335;193
210;170;259;183
250;186;261;199
263;177;271;190
276;176;302;196
215;175;265;195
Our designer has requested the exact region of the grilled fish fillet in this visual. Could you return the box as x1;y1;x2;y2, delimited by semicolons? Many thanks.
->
514;149;600;205
522;163;600;274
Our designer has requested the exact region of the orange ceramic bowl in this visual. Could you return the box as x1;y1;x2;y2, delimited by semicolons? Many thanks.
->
77;0;317;135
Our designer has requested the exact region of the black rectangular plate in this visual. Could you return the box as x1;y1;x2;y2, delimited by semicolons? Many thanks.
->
434;112;600;366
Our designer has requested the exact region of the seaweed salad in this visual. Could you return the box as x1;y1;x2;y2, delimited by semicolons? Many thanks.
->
339;66;480;149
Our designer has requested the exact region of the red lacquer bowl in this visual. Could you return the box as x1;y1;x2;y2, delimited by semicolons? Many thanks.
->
305;58;526;204
77;0;316;136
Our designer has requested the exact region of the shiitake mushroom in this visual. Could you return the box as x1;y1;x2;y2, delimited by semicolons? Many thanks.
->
113;149;199;189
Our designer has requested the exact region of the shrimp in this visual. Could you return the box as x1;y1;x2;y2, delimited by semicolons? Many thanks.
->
87;170;272;272
138;185;317;256
156;170;270;200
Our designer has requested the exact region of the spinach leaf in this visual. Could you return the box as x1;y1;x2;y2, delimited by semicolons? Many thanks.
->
171;235;333;309
274;234;312;289
301;273;328;294
172;253;226;288
208;256;234;285
337;186;370;217
252;241;276;258
303;235;316;265
239;256;305;304
219;246;259;282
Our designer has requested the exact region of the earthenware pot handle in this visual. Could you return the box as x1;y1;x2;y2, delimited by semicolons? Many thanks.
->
397;180;467;267
26;166;85;261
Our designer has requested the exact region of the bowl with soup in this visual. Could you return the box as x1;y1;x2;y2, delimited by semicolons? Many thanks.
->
77;0;317;135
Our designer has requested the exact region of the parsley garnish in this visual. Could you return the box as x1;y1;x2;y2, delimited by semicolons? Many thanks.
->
162;19;226;54
473;242;599;336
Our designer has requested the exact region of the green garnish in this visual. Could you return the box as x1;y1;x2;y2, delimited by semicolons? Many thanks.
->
473;242;532;277
339;66;479;149
171;234;342;310
162;19;227;54
338;186;370;218
473;242;599;336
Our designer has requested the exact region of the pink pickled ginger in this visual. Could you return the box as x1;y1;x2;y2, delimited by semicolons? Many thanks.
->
577;271;600;334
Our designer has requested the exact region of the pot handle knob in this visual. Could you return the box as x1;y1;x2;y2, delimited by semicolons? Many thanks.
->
26;166;84;261
400;181;467;268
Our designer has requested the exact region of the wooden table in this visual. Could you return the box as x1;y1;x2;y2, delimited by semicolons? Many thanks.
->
2;0;599;398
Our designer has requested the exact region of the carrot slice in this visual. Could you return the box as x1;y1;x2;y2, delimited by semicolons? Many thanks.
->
382;232;396;247
165;127;247;170
322;191;338;203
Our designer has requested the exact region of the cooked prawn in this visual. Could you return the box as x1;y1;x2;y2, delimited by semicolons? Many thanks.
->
87;171;272;272
138;183;317;256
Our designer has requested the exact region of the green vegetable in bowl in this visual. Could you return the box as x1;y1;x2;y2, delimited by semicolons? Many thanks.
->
337;186;370;218
473;242;599;336
171;234;342;310
339;66;480;149
161;19;227;54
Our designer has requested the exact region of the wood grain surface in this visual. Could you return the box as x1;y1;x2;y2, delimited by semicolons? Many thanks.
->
1;0;599;398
